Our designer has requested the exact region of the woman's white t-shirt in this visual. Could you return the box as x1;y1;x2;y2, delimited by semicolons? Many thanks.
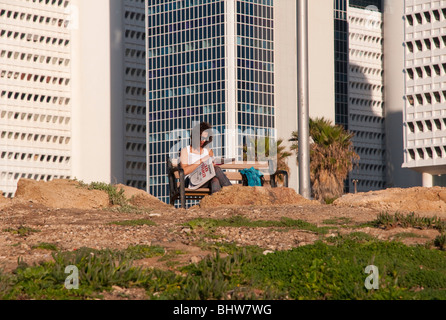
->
185;146;210;165
184;146;215;180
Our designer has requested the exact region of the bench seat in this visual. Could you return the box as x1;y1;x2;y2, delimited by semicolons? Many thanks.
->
167;157;288;208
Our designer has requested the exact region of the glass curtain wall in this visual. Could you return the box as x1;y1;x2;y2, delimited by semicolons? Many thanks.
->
147;0;226;203
236;0;276;158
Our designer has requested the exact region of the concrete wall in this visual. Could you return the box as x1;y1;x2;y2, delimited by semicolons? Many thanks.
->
274;0;298;191
308;0;335;122
71;0;125;184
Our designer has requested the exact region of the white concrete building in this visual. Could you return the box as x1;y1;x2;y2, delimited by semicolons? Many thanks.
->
348;5;386;192
0;0;73;197
0;0;147;197
383;0;422;188
402;0;446;187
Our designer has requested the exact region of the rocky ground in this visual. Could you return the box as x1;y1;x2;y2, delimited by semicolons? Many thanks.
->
1;179;445;281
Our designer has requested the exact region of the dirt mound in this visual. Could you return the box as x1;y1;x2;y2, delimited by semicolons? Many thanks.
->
14;179;109;210
114;184;170;209
199;185;319;208
333;187;446;214
0;192;11;209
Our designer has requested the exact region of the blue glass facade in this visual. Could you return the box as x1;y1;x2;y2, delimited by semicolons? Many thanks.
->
147;0;226;203
236;0;276;157
146;0;276;204
334;0;349;129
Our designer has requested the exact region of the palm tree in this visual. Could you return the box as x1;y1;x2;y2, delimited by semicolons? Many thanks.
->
290;117;359;202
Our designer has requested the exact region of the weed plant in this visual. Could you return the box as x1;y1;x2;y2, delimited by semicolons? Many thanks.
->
434;234;446;251
3;235;446;300
184;216;331;235
31;243;58;251
375;212;446;232
77;181;147;213
2;226;40;237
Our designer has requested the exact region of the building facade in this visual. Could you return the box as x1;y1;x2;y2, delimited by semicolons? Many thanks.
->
1;0;430;199
347;1;386;192
146;0;277;204
0;0;73;197
123;0;148;190
0;0;147;197
402;0;446;187
335;0;350;128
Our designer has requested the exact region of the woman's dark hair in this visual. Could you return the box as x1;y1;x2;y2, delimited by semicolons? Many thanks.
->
191;122;213;150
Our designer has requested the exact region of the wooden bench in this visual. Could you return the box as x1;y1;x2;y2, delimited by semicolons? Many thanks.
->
167;157;288;208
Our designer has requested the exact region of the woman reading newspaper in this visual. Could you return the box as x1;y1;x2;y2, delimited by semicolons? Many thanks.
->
180;122;232;194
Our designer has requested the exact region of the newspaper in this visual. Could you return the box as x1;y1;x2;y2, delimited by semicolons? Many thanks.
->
187;158;216;190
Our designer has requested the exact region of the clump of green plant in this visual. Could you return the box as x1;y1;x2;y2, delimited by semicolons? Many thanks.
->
0;269;13;299
197;241;264;256
32;243;58;251
175;248;271;300
244;235;446;300
1;244;170;300
123;245;165;260
3;236;446;300
78;181;128;206
77;181;148;213
434;234;446;251
184;216;330;235
324;197;339;205
87;182;128;206
325;232;376;245
322;217;352;226
392;232;426;241
2;226;40;237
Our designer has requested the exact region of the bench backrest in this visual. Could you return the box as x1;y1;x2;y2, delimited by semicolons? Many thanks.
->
169;158;272;182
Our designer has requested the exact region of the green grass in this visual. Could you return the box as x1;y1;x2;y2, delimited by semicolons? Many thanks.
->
324;197;338;205
374;212;446;233
241;236;446;300
184;216;331;235
322;217;352;226
434;234;446;251
123;245;165;259
31;243;59;251
79;181;128;206
2;226;40;237
196;241;265;256
77;181;150;213
0;245;166;300
392;232;427;241
158;250;187;262
3;234;446;300
3;211;446;300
